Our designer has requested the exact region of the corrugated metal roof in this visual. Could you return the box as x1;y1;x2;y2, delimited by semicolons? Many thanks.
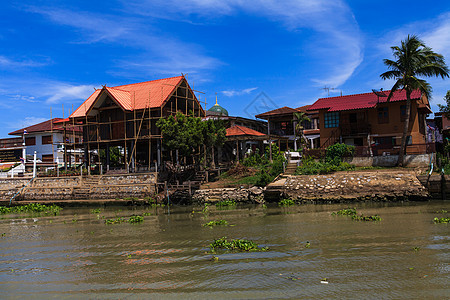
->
308;90;422;112
70;76;184;118
226;125;265;137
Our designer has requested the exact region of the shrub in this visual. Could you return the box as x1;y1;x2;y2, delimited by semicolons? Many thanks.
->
278;199;295;206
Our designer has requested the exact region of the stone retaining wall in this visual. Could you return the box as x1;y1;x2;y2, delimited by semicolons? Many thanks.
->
192;187;265;204
0;173;157;202
267;171;429;202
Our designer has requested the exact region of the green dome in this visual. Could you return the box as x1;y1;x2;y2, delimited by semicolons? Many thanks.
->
208;103;228;116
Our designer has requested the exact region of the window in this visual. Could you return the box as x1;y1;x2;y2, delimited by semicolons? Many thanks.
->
349;113;357;123
25;136;35;146
324;112;339;128
400;105;407;122
42;135;52;145
378;107;389;124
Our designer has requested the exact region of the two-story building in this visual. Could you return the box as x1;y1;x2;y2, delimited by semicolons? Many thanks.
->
307;89;432;155
255;106;320;151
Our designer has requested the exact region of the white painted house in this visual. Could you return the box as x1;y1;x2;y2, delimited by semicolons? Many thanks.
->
8;118;82;164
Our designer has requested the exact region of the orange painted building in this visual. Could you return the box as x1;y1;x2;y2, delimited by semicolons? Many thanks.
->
307;90;432;155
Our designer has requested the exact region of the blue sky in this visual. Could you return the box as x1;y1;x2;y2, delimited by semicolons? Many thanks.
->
1;0;450;137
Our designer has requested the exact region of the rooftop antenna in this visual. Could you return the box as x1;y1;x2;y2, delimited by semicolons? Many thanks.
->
372;88;387;104
322;86;336;97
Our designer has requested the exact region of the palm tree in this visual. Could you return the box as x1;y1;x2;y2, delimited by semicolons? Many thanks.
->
293;111;311;150
381;35;449;166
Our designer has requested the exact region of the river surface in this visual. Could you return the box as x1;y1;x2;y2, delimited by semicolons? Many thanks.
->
0;201;449;299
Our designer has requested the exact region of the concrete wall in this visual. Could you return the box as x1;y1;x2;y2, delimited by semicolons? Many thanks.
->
343;153;433;167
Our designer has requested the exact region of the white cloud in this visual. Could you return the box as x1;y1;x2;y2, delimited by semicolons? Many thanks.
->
25;6;220;77
222;87;258;97
0;77;96;105
0;55;49;69
121;0;363;87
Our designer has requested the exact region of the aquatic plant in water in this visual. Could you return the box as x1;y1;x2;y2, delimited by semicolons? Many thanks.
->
203;219;229;227
209;237;268;253
0;204;61;215
433;217;450;224
128;215;144;223
105;217;126;224
331;208;357;216
351;214;381;221
278;199;295;206
91;208;101;214
215;200;236;207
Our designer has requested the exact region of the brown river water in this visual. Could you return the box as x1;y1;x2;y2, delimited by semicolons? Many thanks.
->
0;201;449;299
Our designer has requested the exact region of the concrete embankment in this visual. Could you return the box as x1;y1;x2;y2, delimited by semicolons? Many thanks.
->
264;170;429;202
0;173;157;205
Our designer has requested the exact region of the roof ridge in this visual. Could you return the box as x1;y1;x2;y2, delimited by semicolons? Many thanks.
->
112;75;184;89
107;86;131;93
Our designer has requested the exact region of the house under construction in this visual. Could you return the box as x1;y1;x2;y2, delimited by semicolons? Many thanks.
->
63;75;205;173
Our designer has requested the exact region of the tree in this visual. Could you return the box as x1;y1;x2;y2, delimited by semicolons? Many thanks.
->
156;112;203;164
380;35;449;166
438;90;450;118
293;112;311;150
202;119;226;169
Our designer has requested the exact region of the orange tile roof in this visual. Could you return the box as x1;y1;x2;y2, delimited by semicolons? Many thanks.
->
226;125;266;137
70;76;185;118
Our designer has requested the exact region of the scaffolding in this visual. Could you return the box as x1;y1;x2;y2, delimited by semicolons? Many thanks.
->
60;76;206;174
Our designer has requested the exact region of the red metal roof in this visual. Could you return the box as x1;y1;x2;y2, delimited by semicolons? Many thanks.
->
308;90;422;112
70;76;185;118
9;118;64;136
255;106;299;119
226;125;265;137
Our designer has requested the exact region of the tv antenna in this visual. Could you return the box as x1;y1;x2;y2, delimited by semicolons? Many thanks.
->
322;86;336;97
372;88;387;103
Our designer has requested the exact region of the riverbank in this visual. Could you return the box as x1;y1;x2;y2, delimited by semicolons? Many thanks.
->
193;169;431;204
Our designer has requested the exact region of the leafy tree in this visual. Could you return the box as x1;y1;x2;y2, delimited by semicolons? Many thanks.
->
381;35;449;166
438;90;450;118
202;119;226;168
157;112;203;164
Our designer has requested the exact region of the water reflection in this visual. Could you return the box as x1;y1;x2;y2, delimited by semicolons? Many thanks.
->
0;201;449;298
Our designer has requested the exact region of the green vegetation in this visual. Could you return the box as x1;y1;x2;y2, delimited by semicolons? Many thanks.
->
296;144;355;175
91;208;101;214
278;199;295;206
433;217;450;224
128;215;144;223
157;112;226;167
209;237;268;253
332;208;357;216
0;204;61;215
352;214;381;221
105;217;126;224
436;209;448;214
215;200;236;207
242;144;287;187
203;219;229;227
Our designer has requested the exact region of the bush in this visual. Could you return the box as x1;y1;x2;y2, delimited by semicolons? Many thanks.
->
326;143;355;165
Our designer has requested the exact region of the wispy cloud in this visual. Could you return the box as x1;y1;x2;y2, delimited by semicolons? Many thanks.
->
0;55;49;69
0;77;96;105
222;87;258;97
25;6;220;77
122;0;363;87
